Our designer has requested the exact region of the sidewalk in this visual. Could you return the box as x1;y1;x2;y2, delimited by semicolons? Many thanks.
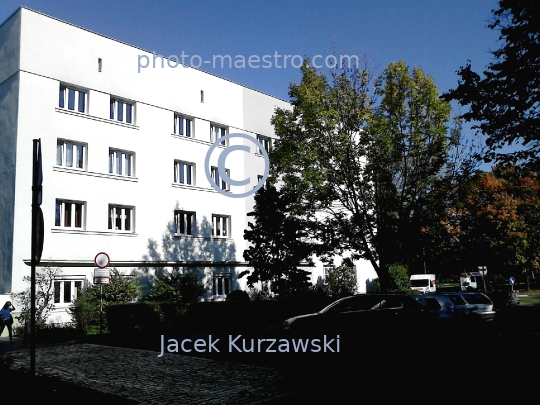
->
1;337;297;404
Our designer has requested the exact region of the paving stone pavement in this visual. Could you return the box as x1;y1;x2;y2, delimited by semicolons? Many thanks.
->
8;343;296;404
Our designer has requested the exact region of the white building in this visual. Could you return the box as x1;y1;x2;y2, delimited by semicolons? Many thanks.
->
0;7;376;323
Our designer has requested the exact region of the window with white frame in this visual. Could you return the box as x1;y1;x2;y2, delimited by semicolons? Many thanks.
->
109;148;134;176
173;210;195;236
323;265;334;281
212;214;230;237
55;200;85;229
174;161;194;185
54;278;84;304
212;274;231;296
210;166;230;191
210;124;228;145
108;205;134;232
257;135;272;154
56;139;87;169
173;114;192;137
110;97;134;124
59;85;86;113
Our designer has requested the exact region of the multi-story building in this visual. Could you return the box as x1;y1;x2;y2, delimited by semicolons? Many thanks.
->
0;7;376;323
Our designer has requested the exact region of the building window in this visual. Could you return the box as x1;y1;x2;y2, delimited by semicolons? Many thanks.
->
174;210;195;236
173;114;192;137
213;274;230;296
212;215;230;237
323;266;334;281
108;205;134;232
110;97;134;123
174;161;194;185
55;200;85;229
109;149;134;176
210;166;230;191
210;124;228;145
56;139;86;169
59;85;86;113
54;278;84;304
257;135;272;154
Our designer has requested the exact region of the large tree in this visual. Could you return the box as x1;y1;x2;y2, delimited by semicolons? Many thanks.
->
445;0;540;168
441;168;540;288
242;184;318;297
269;60;475;291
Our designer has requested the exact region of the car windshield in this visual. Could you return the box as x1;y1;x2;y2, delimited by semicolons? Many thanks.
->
411;279;429;287
462;293;492;305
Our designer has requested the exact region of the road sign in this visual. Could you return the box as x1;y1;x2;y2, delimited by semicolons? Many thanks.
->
94;268;110;278
94;277;110;285
94;252;110;268
509;277;515;285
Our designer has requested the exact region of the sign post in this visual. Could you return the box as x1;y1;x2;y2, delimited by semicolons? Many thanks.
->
509;277;515;292
94;253;110;335
31;139;44;377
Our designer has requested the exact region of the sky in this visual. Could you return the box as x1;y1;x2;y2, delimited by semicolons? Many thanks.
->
1;0;502;161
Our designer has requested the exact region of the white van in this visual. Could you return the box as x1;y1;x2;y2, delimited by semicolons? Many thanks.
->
410;274;436;294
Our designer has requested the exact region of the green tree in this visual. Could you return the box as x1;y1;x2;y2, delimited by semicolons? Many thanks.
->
270;60;474;291
70;269;141;332
324;260;358;299
387;264;409;292
144;269;205;304
11;266;61;328
242;184;318;297
445;0;540;168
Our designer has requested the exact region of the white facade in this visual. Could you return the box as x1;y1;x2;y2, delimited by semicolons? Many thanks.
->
0;8;376;323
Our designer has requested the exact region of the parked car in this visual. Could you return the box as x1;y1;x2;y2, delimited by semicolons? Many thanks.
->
412;292;496;322
282;294;430;335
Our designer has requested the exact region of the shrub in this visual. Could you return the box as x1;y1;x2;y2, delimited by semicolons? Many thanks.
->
144;270;205;304
226;289;250;302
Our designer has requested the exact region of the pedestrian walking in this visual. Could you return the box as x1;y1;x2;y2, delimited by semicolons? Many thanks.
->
0;301;16;343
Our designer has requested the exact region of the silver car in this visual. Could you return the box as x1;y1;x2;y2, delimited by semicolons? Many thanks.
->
412;292;496;321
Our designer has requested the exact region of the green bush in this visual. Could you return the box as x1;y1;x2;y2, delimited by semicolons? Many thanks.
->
226;289;250;302
69;269;141;334
388;264;410;292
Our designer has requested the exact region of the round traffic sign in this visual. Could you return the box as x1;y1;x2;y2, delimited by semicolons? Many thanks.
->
94;252;110;269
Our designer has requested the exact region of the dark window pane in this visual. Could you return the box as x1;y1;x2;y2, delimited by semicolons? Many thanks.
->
178;117;184;135
76;144;84;168
186;165;192;185
68;88;75;110
125;209;131;231
115;207;121;229
108;207;113;229
64;203;72;227
74;204;82;228
126;103;132;123
186;120;191;137
54;282;61;303
55;202;61;226
125;154;132;176
78;91;85;112
186;213;192;235
64;282;72;303
179;163;184;183
59;86;65;108
110;100;114;119
117;101;124;121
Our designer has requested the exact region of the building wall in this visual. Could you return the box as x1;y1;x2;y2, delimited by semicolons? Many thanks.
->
0;8;377;326
0;10;21;294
